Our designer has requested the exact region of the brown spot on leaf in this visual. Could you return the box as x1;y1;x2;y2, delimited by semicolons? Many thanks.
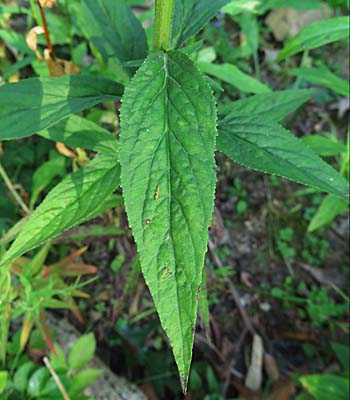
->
154;186;160;201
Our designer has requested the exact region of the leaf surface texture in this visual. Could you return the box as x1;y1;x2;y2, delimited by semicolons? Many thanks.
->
119;50;217;385
217;118;348;199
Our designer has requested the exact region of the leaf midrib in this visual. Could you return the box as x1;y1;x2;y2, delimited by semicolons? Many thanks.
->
163;52;185;369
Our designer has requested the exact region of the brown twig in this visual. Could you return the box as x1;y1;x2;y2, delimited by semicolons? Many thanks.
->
208;240;255;334
223;328;248;396
37;0;53;55
43;356;71;400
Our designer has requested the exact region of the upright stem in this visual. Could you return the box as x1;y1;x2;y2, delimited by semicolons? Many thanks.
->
29;0;40;25
153;0;175;51
253;49;261;82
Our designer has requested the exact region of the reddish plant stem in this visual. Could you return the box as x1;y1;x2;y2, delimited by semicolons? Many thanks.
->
37;1;53;56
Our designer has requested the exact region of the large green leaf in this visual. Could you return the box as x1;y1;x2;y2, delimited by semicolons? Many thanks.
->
289;66;350;97
217;117;349;199
277;17;349;61
38;115;119;156
219;89;313;121
300;374;349;400
171;0;230;48
198;62;271;94
0;155;121;267
0;75;123;140
77;0;147;76
119;50;217;387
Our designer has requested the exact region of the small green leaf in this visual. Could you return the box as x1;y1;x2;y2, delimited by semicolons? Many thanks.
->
0;75;123;140
277;17;349;61
171;0;230;48
289;66;350;97
13;362;37;393
0;155;121;267
38;115;119;156
198;62;271;94
50;344;68;373
0;371;8;395
27;367;50;397
219;89;313;121
120;50;217;388
68;334;96;371
70;368;102;396
300;374;349;400
308;194;348;231
217;118;349;199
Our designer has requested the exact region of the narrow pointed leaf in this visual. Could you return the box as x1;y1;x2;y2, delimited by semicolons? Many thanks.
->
289;67;350;97
0;155;120;267
277;17;349;61
120;50;217;386
0;75;123;140
219;89;314;121
217;118;349;199
198;62;271;94
171;0;230;48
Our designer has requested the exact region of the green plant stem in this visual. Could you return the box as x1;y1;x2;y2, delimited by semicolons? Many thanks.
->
293;50;309;89
0;162;30;215
29;0;40;25
253;49;261;82
153;0;175;50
